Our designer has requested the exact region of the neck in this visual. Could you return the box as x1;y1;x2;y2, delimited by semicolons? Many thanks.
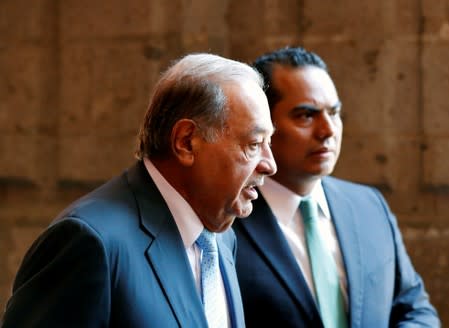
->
150;156;189;198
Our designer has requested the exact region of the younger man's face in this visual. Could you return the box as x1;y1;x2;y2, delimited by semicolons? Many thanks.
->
269;65;343;192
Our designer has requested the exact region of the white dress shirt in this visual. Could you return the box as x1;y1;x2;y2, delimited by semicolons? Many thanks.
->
144;158;230;327
259;177;348;308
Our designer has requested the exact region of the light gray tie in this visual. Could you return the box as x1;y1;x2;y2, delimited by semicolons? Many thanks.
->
196;229;227;328
300;197;348;328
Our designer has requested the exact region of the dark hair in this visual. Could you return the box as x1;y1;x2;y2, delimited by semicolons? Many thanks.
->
253;47;327;109
136;53;263;159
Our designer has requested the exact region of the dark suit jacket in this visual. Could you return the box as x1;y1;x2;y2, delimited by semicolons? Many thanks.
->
233;176;439;327
2;161;245;328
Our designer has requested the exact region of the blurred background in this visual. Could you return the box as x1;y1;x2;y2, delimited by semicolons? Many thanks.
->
1;0;448;324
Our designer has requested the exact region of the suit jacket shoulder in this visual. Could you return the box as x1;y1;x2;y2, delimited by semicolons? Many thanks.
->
3;161;210;328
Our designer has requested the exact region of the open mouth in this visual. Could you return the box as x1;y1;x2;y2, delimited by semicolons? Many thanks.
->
243;184;259;200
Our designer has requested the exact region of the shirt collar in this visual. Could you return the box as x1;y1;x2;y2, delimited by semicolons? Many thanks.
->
143;158;203;248
259;177;331;224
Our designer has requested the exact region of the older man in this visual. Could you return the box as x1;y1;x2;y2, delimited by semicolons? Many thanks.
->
3;53;276;327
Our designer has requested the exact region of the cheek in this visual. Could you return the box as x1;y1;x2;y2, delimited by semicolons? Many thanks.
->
231;166;257;198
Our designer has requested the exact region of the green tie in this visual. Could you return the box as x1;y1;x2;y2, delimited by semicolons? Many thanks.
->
300;197;348;328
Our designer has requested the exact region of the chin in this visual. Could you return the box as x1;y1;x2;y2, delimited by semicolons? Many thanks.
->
215;219;235;233
311;163;335;176
236;204;253;219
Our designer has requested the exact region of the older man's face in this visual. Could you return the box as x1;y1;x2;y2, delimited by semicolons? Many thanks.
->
188;80;277;232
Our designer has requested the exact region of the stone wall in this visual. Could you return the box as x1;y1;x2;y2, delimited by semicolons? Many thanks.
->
1;0;448;324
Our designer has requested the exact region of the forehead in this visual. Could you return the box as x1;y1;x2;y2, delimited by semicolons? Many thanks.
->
223;80;274;137
272;65;338;105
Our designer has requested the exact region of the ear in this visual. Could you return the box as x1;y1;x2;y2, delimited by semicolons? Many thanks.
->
171;119;200;166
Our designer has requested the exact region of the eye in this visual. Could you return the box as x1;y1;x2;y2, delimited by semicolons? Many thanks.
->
293;108;316;125
249;142;262;152
244;141;263;158
299;110;313;118
327;106;341;117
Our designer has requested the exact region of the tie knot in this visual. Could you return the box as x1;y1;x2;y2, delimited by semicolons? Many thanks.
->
196;229;217;253
299;197;319;222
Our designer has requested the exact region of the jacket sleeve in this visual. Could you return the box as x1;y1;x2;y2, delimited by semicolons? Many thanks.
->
2;217;111;328
372;189;440;327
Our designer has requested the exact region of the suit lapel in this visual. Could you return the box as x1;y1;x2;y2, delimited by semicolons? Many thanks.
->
145;223;206;327
217;236;244;328
127;161;207;327
322;177;364;328
239;193;320;319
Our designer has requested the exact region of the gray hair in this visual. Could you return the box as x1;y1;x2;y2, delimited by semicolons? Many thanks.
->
136;53;264;159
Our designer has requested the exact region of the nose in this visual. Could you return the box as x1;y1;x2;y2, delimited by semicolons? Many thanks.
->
256;143;277;176
316;111;337;140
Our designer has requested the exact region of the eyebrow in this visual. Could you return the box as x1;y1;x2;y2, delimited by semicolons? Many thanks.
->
293;100;342;112
247;125;276;138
